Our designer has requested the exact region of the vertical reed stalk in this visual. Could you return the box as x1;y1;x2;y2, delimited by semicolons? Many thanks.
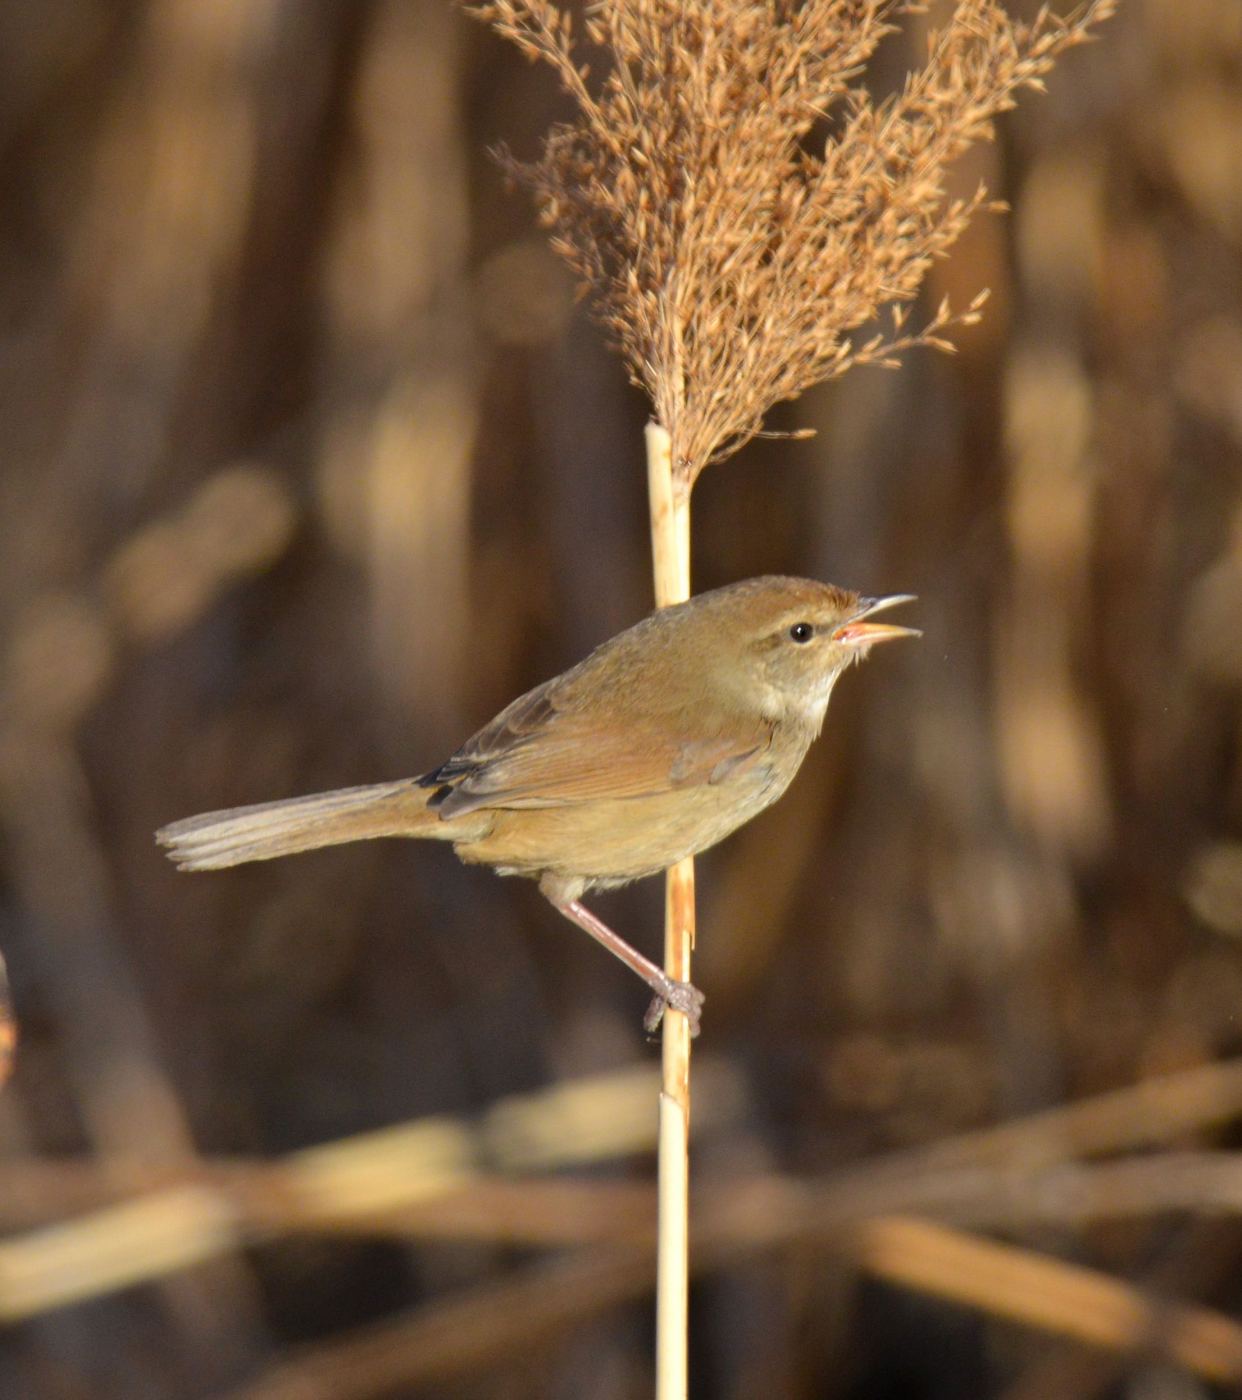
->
472;4;1115;1391
646;419;693;1399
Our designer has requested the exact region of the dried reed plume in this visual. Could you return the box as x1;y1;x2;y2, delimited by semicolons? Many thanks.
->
473;0;1115;482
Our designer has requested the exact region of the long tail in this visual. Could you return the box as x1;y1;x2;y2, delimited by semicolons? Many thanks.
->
156;780;441;871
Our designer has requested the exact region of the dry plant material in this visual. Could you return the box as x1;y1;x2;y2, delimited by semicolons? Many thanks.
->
472;0;1115;480
0;949;13;1089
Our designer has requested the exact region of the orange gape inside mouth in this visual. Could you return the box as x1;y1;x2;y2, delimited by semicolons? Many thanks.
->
831;621;921;646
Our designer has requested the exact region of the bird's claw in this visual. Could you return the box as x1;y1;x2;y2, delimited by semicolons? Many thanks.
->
644;978;705;1037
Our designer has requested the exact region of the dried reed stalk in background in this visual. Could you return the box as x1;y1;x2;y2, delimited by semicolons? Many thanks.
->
471;0;1115;1392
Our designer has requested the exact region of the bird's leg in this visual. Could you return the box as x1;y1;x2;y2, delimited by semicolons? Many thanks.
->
547;894;705;1037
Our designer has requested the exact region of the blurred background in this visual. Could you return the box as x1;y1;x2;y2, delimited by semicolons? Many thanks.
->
1;0;1240;1396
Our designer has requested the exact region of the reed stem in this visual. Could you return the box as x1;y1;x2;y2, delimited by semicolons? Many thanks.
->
646;419;693;1400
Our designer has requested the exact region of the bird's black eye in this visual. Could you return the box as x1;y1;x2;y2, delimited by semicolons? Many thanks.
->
789;622;814;643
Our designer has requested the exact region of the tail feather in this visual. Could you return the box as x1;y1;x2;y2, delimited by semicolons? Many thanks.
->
156;780;438;871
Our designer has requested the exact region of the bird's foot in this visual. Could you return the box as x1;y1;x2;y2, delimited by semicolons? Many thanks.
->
643;978;705;1037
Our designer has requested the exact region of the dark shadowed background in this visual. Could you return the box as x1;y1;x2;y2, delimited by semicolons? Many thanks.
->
1;1;1241;1397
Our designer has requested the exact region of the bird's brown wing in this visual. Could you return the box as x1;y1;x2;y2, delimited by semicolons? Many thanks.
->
420;674;769;820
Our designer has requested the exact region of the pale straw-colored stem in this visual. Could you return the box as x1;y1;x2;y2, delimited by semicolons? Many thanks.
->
645;419;693;1400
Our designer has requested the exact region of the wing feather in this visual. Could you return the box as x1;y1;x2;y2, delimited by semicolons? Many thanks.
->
421;673;769;820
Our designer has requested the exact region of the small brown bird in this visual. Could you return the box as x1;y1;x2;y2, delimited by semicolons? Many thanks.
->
157;577;917;1033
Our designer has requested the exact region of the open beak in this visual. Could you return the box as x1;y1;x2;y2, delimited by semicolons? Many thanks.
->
831;594;921;647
